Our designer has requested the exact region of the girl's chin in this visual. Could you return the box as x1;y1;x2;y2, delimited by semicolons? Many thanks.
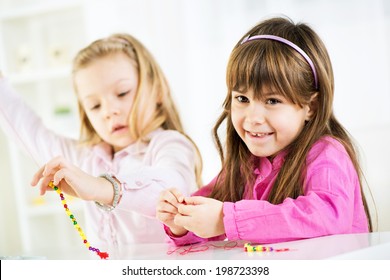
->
111;139;135;152
247;147;275;158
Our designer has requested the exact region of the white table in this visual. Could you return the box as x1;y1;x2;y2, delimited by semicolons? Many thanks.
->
11;231;390;260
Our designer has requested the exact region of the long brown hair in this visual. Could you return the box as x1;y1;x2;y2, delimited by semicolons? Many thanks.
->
210;17;372;230
72;33;202;186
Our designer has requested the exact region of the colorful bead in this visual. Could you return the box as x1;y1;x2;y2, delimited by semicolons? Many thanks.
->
244;243;289;253
48;182;109;259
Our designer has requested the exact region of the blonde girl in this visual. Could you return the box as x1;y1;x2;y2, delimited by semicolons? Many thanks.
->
0;33;201;249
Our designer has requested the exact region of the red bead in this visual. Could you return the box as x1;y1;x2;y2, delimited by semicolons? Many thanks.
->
52;188;107;259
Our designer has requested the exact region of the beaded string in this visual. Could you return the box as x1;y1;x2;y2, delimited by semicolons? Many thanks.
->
244;243;290;252
48;181;109;259
167;241;291;255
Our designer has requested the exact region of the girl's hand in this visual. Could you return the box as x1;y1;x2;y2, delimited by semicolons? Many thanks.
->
175;196;225;238
30;156;113;204
156;188;188;236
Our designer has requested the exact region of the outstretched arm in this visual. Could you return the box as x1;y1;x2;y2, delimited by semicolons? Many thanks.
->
31;156;114;205
0;77;83;166
105;130;199;218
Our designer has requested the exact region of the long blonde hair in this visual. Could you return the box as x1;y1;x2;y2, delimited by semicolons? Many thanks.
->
72;33;202;186
211;17;372;230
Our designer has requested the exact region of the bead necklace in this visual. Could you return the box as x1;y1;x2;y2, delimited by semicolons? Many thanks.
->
48;181;109;259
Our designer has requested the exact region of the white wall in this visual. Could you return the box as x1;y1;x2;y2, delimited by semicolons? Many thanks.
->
110;0;390;230
0;0;389;256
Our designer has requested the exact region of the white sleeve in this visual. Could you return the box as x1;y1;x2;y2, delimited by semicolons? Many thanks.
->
0;78;85;165
115;131;198;217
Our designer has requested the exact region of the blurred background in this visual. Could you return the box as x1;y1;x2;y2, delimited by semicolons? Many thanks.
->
0;0;389;257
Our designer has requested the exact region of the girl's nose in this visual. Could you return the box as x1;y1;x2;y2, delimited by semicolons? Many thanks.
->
246;103;266;125
103;101;120;119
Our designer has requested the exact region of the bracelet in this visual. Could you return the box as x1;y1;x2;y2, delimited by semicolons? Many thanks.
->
95;174;123;211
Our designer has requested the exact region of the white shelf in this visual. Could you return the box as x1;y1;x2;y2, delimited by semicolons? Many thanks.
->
0;1;87;255
8;66;71;84
0;1;82;20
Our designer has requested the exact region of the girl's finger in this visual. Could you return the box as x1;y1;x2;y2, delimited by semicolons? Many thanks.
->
183;196;208;205
169;188;185;203
156;212;176;224
42;156;68;176
157;201;179;215
39;176;54;196
161;189;181;208
52;168;68;186
177;204;198;216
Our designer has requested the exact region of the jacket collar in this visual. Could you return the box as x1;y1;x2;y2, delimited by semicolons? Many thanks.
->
254;149;287;176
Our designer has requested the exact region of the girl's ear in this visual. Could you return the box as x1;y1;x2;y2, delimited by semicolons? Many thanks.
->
305;93;318;121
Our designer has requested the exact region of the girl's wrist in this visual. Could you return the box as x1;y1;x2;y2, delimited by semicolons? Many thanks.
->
96;176;114;204
95;174;123;211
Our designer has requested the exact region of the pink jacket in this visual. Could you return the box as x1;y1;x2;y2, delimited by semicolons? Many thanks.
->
0;78;198;249
168;136;369;245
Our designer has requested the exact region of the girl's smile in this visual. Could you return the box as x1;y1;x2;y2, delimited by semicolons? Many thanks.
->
246;130;274;138
231;88;313;158
245;130;274;144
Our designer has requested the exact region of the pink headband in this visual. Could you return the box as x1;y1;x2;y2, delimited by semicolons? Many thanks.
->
241;34;318;89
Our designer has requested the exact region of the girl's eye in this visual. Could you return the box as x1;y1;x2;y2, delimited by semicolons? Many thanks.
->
236;95;249;103
90;104;100;110
118;91;129;98
266;98;281;105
